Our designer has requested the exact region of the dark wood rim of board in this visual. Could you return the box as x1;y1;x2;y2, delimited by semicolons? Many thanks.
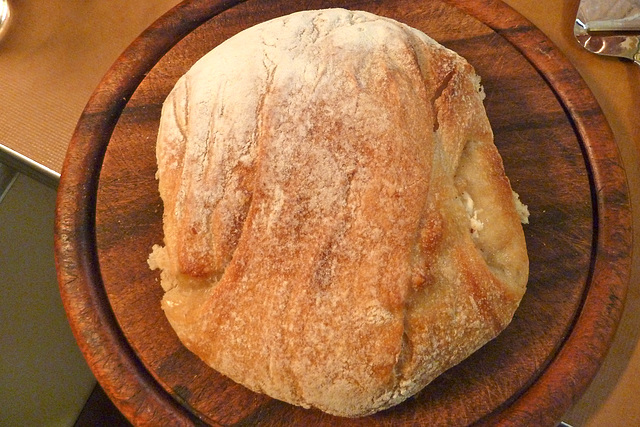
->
54;0;632;425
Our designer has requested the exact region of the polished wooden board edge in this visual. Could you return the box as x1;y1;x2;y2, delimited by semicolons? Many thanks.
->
53;0;632;425
451;0;632;425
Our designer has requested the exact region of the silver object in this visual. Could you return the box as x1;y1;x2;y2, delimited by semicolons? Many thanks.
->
574;0;640;66
0;162;17;204
0;0;11;43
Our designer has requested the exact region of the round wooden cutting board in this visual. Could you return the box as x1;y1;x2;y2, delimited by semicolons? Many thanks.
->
54;0;632;425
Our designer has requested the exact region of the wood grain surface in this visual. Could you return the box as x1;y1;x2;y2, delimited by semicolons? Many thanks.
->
54;0;632;425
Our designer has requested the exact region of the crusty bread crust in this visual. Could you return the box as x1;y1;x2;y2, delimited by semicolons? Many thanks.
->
149;8;528;417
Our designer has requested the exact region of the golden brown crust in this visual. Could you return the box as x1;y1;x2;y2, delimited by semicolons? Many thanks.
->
149;8;528;417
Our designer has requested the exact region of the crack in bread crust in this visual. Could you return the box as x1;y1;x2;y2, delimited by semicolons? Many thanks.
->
149;8;529;418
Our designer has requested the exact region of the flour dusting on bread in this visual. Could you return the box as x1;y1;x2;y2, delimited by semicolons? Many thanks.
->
149;8;529;418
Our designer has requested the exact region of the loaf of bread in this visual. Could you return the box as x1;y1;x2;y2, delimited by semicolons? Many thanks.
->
148;8;529;417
